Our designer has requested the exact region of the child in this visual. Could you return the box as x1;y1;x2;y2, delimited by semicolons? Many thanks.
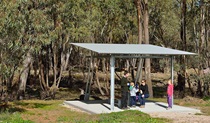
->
167;79;173;110
129;82;138;107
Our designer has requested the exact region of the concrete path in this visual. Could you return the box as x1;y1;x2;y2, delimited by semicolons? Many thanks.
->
64;100;201;114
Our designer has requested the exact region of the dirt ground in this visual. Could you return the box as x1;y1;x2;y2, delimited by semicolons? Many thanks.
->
149;112;210;123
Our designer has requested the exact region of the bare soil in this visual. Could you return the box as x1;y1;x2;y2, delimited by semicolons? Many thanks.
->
149;112;210;123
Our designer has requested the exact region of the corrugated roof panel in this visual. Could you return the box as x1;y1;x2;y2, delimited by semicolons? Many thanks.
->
71;43;196;55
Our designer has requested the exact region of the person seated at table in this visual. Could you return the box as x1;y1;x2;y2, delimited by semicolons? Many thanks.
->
139;79;149;108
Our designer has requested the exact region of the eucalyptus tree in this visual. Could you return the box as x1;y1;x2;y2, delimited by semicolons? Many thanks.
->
9;0;56;99
186;0;210;97
174;0;187;98
171;0;210;98
27;0;75;99
149;0;180;46
83;0;137;95
149;0;180;74
72;0;138;96
0;0;30;101
133;0;153;97
149;0;209;98
16;0;88;99
141;0;153;98
0;0;75;100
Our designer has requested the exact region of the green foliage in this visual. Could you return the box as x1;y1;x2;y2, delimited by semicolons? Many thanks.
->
0;0;209;102
149;0;180;46
0;1;26;90
203;96;210;102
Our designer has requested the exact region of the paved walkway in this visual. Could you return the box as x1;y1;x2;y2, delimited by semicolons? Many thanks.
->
64;100;201;114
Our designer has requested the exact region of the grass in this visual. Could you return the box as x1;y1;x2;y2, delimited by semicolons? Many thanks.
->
1;97;209;123
0;100;169;123
0;112;33;123
97;110;168;123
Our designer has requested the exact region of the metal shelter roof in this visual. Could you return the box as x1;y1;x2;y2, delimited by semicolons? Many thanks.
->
71;43;196;55
70;43;196;111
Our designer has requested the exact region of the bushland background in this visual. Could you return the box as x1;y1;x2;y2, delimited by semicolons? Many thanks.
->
0;0;210;122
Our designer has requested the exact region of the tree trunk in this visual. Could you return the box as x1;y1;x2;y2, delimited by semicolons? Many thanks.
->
186;72;195;96
52;44;58;87
136;59;144;84
18;52;33;100
130;59;137;82
95;68;105;96
64;53;70;70
135;0;143;44
105;67;110;95
56;50;65;88
178;0;187;98
177;71;185;98
206;5;210;71
134;0;144;85
103;58;109;95
196;0;206;97
199;0;205;54
126;59;130;71
207;6;209;54
63;36;71;71
38;54;50;99
144;0;153;98
94;59;105;95
163;58;170;73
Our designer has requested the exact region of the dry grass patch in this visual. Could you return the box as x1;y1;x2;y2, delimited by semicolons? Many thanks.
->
1;99;169;123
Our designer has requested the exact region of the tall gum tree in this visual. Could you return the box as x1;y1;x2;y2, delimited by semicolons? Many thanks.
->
177;0;187;98
143;0;153;98
0;0;29;101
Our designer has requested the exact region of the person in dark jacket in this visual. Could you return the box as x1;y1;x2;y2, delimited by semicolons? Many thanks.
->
139;79;149;108
120;70;129;109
